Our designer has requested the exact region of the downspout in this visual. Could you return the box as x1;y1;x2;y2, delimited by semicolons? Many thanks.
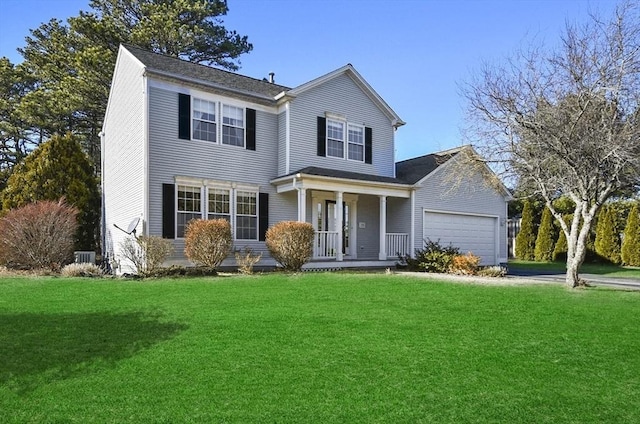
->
99;130;106;259
410;188;415;258
285;101;291;175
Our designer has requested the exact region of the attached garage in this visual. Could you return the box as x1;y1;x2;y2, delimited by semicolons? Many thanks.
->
423;210;498;265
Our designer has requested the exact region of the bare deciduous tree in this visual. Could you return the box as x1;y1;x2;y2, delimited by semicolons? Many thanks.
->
462;2;640;287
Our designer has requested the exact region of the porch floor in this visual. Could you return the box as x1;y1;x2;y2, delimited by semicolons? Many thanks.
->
302;259;398;271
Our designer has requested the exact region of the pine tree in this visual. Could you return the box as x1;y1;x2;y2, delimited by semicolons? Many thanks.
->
535;207;556;261
621;203;640;266
1;133;100;250
595;205;621;264
515;200;536;260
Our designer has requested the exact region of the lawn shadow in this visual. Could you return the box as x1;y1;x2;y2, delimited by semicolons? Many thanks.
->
0;311;188;393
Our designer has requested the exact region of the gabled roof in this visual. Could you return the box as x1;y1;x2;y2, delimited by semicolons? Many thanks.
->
395;148;461;184
284;64;405;128
122;44;290;100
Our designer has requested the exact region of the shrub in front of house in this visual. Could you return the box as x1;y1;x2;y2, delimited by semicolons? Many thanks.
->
184;219;232;270
61;263;105;278
404;239;460;273
120;235;174;274
477;266;508;277
266;221;315;272
235;247;262;274
0;199;78;270
450;252;481;275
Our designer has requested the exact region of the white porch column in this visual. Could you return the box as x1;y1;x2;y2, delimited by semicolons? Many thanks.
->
297;188;306;222
379;195;387;260
336;191;343;261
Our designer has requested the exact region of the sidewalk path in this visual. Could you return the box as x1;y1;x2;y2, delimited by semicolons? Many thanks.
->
507;268;640;290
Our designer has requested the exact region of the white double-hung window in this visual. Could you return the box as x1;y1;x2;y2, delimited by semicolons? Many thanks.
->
177;185;202;237
347;123;364;162
326;119;345;158
207;188;231;221
192;98;216;142
235;191;257;240
222;104;245;147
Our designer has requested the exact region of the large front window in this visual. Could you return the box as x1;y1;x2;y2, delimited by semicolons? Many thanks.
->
222;104;245;147
347;124;364;162
208;189;230;221
177;185;202;237
235;191;257;240
326;119;345;158
192;98;216;142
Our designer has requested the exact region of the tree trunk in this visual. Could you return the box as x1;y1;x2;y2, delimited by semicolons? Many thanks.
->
564;204;594;288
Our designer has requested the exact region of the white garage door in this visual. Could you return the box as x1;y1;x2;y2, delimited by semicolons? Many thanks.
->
423;211;497;265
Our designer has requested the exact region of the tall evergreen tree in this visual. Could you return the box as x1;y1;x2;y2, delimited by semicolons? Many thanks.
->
535;207;556;262
595;205;621;264
553;215;571;262
1;133;100;250
621;203;640;266
515;200;536;261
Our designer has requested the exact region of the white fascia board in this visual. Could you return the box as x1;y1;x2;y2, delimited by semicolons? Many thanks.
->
271;174;411;198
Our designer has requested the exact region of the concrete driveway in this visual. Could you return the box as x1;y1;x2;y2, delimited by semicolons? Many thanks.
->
507;267;640;290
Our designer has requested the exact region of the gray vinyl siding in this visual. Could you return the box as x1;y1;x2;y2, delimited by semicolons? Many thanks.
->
387;197;411;234
102;50;145;274
356;195;381;259
288;73;395;177
146;84;295;264
413;164;508;260
277;110;286;175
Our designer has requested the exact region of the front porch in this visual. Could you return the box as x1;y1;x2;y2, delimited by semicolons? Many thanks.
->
271;167;415;262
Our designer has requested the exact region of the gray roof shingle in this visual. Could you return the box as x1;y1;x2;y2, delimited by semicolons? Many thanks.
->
123;44;291;100
290;167;409;185
395;152;457;184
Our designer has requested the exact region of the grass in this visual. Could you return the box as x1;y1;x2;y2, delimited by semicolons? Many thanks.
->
509;259;640;279
2;273;640;423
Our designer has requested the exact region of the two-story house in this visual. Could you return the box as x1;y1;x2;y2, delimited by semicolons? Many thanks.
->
102;44;510;273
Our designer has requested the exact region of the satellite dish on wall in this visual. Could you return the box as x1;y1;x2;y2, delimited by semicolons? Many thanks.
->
114;217;141;237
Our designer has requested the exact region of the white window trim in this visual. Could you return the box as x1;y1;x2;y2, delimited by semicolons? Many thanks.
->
176;184;204;239
174;180;260;241
221;103;246;148
326;118;345;159
191;97;217;143
234;190;258;241
325;116;366;162
347;123;365;163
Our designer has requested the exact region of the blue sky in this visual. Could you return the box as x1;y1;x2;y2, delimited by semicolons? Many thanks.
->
0;0;618;160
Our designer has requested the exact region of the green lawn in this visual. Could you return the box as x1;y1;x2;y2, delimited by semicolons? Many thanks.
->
509;259;640;279
2;273;640;423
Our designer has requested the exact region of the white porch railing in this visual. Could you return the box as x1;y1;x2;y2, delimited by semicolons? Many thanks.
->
385;233;409;258
314;231;338;258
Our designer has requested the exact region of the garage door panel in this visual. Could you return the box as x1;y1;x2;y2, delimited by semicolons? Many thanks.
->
423;212;496;265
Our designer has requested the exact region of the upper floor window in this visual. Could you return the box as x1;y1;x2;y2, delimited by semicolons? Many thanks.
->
192;98;216;142
179;93;256;150
347;124;364;162
222;104;245;147
177;185;202;237
326;119;345;158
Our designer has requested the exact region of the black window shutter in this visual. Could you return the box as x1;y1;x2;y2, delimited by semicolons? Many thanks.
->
317;116;326;157
258;193;269;241
246;108;256;150
178;93;191;140
365;127;373;164
162;184;175;239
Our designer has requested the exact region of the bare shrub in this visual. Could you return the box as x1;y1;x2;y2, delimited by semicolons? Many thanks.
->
61;263;104;278
477;266;507;278
450;252;481;275
266;221;315;272
0;200;78;270
184;219;232;269
119;235;174;274
235;247;262;274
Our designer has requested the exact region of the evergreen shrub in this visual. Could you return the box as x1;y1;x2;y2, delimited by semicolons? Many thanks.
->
515;200;536;260
621;203;640;266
